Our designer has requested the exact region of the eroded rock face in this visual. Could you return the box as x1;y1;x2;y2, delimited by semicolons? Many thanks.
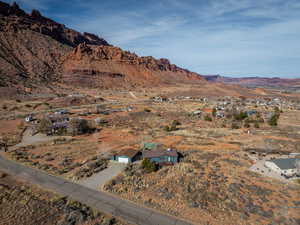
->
0;2;109;46
0;1;109;95
62;44;204;88
0;1;205;95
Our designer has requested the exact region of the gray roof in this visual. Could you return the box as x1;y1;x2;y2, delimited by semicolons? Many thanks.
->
270;158;298;170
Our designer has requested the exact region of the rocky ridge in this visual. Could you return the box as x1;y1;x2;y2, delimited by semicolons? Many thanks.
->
61;43;204;88
0;1;109;47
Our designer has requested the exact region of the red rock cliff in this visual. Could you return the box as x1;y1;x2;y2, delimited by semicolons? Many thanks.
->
61;43;204;88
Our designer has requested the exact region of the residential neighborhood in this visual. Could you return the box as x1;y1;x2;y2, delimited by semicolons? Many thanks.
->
1;1;300;225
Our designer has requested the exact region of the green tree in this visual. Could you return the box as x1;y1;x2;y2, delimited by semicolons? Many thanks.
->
212;108;217;117
234;111;248;121
274;106;280;114
268;114;279;126
68;118;90;135
38;117;52;134
141;158;157;173
204;115;213;122
172;120;181;126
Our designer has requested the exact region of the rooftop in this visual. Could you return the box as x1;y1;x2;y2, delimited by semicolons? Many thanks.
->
115;149;140;158
143;149;178;158
270;158;299;170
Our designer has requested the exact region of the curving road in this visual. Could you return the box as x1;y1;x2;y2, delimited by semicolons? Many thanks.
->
0;155;192;225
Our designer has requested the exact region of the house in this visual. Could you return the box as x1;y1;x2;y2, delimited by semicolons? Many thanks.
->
46;114;70;135
111;149;141;163
246;110;257;117
48;114;69;123
264;158;299;178
51;122;69;134
143;149;178;164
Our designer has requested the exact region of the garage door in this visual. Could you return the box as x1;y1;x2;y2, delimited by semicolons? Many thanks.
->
118;157;129;163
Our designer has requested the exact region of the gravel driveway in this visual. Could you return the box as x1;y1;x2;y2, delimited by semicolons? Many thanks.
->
13;128;59;149
77;161;127;190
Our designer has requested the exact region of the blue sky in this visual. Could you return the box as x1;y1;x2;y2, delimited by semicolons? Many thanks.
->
4;0;300;78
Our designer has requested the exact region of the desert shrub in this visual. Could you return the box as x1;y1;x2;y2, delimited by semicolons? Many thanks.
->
164;124;177;132
144;108;151;112
164;125;171;132
244;120;250;128
141;158;157;173
25;104;32;108
172;120;181;126
55;127;67;136
254;121;260;128
212;108;217;117
204;115;213;122
164;120;180;132
268;113;279;126
15;99;21;103
2;104;7;110
231;122;240;129
68;118;90;135
274;106;280;114
38;117;52;134
233;111;248;121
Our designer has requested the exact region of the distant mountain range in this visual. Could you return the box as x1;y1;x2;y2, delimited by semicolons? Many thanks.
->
203;75;300;88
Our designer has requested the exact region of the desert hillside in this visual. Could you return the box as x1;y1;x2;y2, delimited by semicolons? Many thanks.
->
61;43;204;88
0;1;206;97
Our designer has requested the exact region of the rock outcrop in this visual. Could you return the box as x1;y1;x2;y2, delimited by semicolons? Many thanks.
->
0;2;109;46
0;1;205;96
61;44;204;88
0;1;110;95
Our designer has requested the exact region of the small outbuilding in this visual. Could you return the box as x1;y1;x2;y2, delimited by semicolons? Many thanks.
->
111;149;141;164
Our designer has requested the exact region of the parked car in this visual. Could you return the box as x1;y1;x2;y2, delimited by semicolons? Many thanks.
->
55;109;69;115
25;115;34;122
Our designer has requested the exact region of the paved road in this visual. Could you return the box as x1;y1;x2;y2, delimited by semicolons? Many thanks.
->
0;156;192;225
77;161;127;190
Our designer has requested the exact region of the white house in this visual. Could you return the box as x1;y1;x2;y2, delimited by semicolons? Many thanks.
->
265;158;299;177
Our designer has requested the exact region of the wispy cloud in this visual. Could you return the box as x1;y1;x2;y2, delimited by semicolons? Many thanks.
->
3;0;300;77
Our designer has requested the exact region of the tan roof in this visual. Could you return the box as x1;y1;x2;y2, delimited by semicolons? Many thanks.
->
115;149;140;158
